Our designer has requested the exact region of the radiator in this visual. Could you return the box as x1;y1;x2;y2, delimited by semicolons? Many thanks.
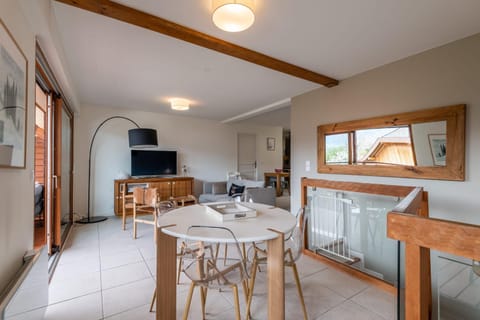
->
0;247;48;319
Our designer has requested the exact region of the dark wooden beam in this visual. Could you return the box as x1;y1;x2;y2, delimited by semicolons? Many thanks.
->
54;0;339;87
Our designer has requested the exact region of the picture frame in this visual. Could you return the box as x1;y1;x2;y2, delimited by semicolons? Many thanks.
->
428;134;446;166
0;19;27;168
267;137;275;151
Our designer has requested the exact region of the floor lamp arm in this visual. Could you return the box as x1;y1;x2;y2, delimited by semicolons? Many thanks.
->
79;116;140;224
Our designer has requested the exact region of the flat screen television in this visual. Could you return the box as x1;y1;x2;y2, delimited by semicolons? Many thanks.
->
131;150;177;177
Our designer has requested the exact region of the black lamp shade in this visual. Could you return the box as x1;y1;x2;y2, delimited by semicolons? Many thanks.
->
128;128;158;148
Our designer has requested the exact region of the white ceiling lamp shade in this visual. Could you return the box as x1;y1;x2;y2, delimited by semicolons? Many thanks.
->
212;0;255;32
170;98;190;111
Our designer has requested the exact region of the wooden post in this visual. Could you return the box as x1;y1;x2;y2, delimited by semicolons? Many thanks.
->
156;226;177;320
404;243;430;320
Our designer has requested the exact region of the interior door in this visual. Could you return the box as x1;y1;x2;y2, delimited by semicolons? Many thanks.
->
237;133;257;180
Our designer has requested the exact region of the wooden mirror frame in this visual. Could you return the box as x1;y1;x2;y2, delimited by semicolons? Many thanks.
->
317;104;465;181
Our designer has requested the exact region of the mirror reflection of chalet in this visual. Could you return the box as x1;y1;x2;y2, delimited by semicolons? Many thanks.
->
318;104;465;180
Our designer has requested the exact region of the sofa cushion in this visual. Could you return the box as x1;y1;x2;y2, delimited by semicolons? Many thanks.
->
228;183;245;197
211;182;227;195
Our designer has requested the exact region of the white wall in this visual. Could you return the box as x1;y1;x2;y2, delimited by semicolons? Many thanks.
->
291;33;480;227
0;0;36;291
74;106;282;217
231;122;283;179
291;33;480;316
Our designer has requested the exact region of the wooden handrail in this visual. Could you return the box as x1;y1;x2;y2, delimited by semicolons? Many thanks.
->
388;210;480;319
302;178;433;319
388;214;480;260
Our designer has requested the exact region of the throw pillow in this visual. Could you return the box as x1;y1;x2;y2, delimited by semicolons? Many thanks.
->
228;183;245;197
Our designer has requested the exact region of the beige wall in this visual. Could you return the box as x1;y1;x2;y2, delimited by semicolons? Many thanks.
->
74;105;282;217
291;32;480;226
0;0;36;291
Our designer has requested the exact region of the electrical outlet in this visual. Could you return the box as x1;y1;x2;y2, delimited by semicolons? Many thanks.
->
305;160;310;172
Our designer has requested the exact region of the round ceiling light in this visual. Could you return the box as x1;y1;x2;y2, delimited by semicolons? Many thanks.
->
212;0;255;32
170;98;190;111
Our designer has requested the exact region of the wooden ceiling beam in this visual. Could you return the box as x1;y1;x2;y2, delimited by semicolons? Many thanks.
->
54;0;339;87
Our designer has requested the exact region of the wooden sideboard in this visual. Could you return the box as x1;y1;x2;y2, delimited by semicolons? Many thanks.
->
113;176;194;216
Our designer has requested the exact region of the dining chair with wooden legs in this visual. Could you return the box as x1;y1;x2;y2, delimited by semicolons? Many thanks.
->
121;186;134;230
132;187;177;242
246;207;308;320
181;226;250;320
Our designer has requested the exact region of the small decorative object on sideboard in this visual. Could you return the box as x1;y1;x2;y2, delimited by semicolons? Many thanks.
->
205;202;257;221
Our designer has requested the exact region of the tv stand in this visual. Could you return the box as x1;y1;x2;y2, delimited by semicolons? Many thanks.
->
113;176;194;216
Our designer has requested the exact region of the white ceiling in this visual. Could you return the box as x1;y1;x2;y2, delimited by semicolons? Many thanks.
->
52;0;480;123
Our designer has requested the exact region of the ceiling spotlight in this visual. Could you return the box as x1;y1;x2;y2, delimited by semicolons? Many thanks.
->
170;98;190;111
212;0;255;32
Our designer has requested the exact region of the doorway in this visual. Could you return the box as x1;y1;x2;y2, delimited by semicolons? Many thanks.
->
237;133;257;180
34;46;74;259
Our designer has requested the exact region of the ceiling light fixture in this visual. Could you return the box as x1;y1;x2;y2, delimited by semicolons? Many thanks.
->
212;0;255;32
170;98;190;111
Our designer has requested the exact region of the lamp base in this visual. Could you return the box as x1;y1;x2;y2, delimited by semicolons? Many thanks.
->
76;216;108;224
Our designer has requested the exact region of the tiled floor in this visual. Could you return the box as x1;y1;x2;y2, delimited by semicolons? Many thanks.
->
9;217;395;319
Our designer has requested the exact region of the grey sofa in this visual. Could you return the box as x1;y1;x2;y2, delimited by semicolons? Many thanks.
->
198;179;276;206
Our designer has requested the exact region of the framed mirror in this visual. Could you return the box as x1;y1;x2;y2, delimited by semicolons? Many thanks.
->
317;104;465;180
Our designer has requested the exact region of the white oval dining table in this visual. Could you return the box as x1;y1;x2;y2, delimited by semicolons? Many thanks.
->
155;202;296;320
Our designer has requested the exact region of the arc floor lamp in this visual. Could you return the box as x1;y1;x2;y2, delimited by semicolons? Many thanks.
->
77;116;158;224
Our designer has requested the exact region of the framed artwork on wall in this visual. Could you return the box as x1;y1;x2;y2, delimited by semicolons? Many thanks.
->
267;137;275;151
0;19;27;168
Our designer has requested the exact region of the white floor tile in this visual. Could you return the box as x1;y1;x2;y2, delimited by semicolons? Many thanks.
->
99;236;138;252
8;292;103;320
316;299;385;320
102;278;155;317
49;271;101;304
4;307;46;320
104;303;155;320
310;267;370;299
101;261;152;290
352;286;396;320
57;246;100;266
53;258;101;280
100;248;143;270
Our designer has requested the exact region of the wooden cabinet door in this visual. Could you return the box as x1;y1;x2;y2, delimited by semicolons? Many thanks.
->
150;181;172;200
172;180;192;197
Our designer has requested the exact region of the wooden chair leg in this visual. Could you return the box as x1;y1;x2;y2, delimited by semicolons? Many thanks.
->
246;259;258;320
149;288;156;312
200;287;207;319
132;206;137;239
232;284;241;320
122;206;126;231
177;249;184;284
153;211;158;243
242;279;249;304
291;263;308;320
183;282;195;320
